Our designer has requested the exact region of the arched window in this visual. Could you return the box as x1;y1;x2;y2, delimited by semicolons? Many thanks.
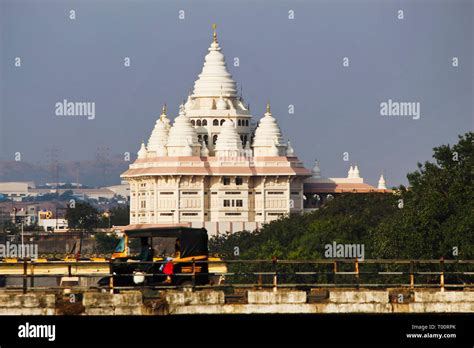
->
244;135;248;144
240;135;244;144
213;119;219;126
213;134;218;145
220;119;225;126
245;120;249;126
203;135;208;145
196;120;202;127
191;120;195;126
202;119;207;126
238;120;241;126
198;135;202;142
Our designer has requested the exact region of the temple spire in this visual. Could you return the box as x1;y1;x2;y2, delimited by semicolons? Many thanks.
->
212;23;217;43
160;104;167;119
378;173;387;189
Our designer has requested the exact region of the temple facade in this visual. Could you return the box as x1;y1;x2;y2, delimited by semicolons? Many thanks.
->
121;27;389;235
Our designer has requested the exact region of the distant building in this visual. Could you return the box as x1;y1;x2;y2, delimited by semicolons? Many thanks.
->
105;182;130;200
0;182;35;201
303;163;391;209
10;205;38;225
39;218;68;232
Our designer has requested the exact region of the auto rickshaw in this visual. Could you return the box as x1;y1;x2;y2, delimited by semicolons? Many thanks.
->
99;226;225;287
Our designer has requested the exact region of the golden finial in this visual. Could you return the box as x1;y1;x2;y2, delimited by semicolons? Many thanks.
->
160;104;167;119
266;101;271;113
212;23;217;43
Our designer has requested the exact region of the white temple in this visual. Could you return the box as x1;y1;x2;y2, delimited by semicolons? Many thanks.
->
122;26;389;235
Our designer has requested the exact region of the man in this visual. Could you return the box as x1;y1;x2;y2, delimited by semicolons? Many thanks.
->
137;237;153;271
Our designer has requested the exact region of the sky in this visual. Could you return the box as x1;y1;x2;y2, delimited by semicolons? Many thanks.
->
0;0;472;187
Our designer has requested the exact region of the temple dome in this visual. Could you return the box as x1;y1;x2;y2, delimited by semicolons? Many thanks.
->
378;173;387;189
312;160;321;178
353;165;361;178
137;142;147;159
216;94;228;110
253;103;285;156
166;105;200;156
348;165;354;178
147;105;170;156
215;118;242;157
286;140;295;156
192;32;238;98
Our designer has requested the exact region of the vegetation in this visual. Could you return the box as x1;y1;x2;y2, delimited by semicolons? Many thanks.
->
65;202;99;231
94;233;119;254
210;132;474;261
66;203;129;231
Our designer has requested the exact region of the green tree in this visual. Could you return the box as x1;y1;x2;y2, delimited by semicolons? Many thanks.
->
94;233;119;254
65;202;99;231
210;132;473;261
373;132;474;259
109;205;130;226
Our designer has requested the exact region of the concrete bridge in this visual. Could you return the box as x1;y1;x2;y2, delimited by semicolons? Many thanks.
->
0;288;472;315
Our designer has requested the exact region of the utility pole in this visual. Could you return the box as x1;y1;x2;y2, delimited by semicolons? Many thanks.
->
21;222;24;258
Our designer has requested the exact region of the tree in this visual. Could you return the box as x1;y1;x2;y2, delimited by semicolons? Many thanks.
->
109;206;130;226
210;132;473;261
95;233;119;254
65;202;99;231
373;132;474;259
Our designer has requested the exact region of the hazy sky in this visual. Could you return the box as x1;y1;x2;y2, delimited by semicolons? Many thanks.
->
0;0;472;186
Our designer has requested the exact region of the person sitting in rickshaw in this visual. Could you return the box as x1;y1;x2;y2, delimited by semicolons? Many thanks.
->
160;238;181;283
136;237;153;272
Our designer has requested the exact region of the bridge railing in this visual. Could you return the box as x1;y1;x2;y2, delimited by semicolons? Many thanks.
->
0;258;473;292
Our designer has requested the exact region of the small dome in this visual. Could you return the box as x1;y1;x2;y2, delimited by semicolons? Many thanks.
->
312;160;321;178
137;142;147;159
378;173;387;189
253;103;284;148
353;165;361;178
253;103;285;156
286;140;295;156
215;119;243;156
167;105;200;148
216;95;228;110
147;113;170;154
347;165;354;178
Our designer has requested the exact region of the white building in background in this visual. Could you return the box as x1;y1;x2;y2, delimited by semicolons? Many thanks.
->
122;27;390;235
0;182;35;201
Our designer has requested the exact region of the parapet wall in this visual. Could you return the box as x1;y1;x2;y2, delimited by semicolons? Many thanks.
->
0;289;472;315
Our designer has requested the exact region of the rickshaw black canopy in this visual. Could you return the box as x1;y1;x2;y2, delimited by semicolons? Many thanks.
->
124;227;208;258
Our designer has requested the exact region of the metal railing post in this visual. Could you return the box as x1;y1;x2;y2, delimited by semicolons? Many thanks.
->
30;262;34;288
440;257;445;291
22;258;27;294
109;260;114;294
192;258;196;289
272;256;278;291
355;258;360;288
